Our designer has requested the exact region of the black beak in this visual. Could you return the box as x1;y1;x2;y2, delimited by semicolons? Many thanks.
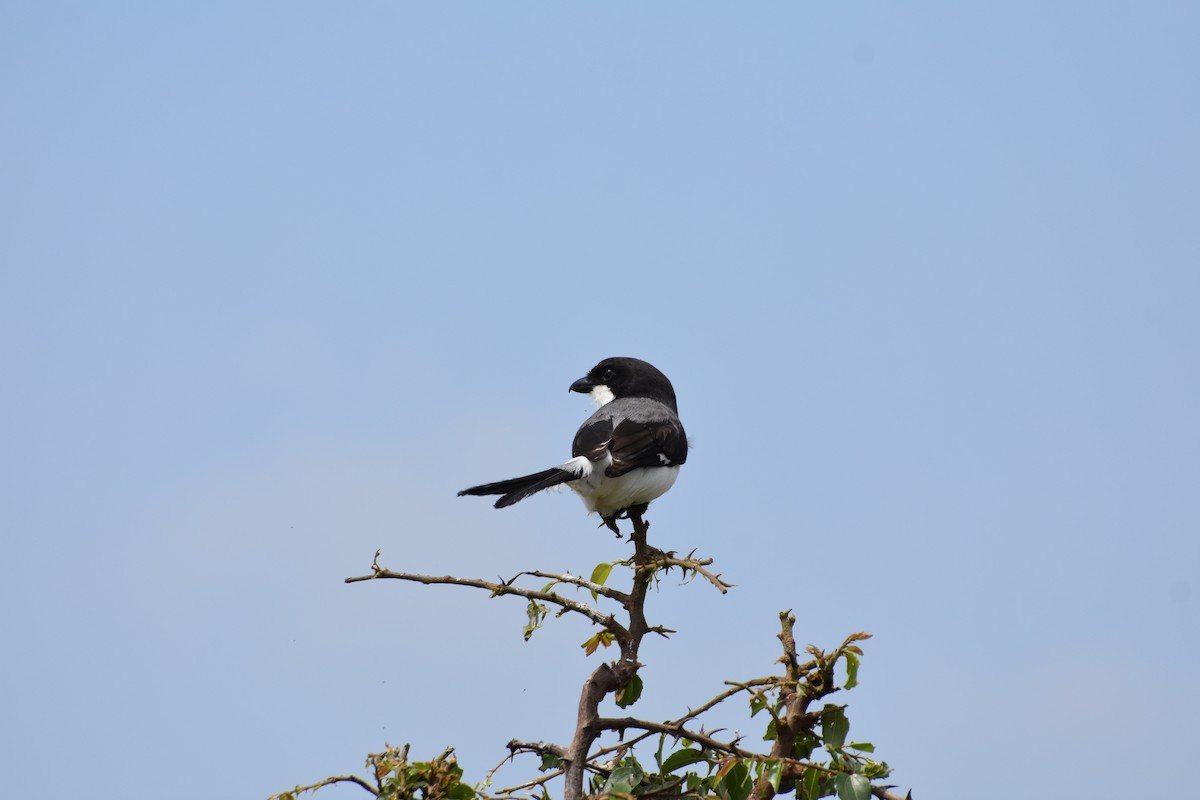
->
569;376;594;393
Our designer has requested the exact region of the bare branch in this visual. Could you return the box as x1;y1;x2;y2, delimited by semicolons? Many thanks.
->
586;728;658;762
483;743;566;798
267;774;376;799
595;717;753;759
777;609;801;681
652;551;734;594
514;570;630;603
583;677;770;764
346;568;628;638
491;771;562;796
682;677;774;722
506;739;566;760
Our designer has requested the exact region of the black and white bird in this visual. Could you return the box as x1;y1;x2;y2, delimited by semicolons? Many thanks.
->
458;357;688;533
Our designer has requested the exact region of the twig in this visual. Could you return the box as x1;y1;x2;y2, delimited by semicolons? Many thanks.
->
585;728;659;762
584;674;777;761
683;677;774;722
267;775;376;799
346;568;628;638
513;569;630;603
507;739;567;759
491;770;563;796
653;551;734;594
482;742;571;797
481;749;516;791
595;717;753;759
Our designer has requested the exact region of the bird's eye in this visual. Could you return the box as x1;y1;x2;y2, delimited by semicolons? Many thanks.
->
602;368;614;382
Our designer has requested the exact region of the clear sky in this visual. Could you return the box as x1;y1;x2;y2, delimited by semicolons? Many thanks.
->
2;3;1197;799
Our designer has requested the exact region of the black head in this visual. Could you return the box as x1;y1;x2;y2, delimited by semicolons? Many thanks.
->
569;357;679;412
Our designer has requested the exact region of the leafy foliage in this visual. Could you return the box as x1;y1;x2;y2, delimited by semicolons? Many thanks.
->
270;745;475;800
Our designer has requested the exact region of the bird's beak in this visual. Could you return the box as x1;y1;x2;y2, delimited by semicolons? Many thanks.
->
569;377;594;394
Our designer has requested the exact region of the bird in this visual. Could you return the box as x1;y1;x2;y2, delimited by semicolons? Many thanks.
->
458;357;688;534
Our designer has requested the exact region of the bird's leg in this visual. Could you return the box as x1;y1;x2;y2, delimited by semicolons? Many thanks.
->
616;504;651;542
602;504;651;538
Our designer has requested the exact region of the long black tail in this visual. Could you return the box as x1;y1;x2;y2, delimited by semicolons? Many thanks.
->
458;467;575;508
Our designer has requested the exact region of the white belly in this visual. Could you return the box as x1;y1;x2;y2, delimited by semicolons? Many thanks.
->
567;462;680;517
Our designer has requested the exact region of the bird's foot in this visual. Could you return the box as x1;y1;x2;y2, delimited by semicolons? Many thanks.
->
600;504;651;538
607;504;651;540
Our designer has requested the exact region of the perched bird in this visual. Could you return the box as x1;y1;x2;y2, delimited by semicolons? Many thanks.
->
458;357;688;533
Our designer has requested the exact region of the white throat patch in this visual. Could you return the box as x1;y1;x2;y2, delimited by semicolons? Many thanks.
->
590;385;615;408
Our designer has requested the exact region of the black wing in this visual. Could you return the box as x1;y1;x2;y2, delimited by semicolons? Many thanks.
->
572;417;687;478
572;418;614;463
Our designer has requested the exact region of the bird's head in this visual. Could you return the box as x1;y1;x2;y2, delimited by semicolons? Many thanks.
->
570;357;679;412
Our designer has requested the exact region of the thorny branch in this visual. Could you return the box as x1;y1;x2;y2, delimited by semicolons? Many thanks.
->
346;556;627;638
513;570;630;603
340;524;735;800
320;526;912;800
642;549;734;594
596;717;754;758
561;510;655;800
269;775;376;799
585;677;776;763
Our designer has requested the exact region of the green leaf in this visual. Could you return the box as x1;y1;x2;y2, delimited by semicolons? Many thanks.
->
749;694;767;717
762;718;778;741
843;651;860;689
761;760;783;792
615;674;643;708
604;762;644;795
834;773;871;800
661;748;708;774
637;778;686;796
846;742;875;753
801;768;821;800
721;761;753;800
522;601;547;641
590;562;614;601
822;705;849;750
446;784;476;800
539;753;562;771
792;733;817;761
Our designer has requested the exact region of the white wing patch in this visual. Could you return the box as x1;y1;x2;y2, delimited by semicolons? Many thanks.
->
560;456;594;479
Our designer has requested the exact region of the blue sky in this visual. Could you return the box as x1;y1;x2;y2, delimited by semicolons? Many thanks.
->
2;3;1197;799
